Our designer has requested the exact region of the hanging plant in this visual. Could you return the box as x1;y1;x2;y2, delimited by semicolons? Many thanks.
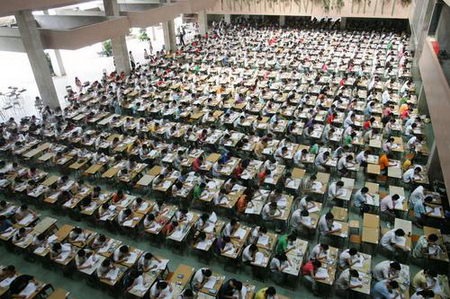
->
400;0;411;5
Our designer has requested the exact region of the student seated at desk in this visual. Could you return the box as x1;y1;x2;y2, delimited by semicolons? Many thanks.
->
301;260;324;295
294;148;308;168
314;151;330;172
75;249;93;270
111;190;126;204
90;234;107;250
309;243;329;262
410;289;435;299
412;269;438;291
161;220;178;237
175;208;189;223
328;181;345;203
372;261;401;282
117;208;133;226
275;233;297;255
318;212;341;236
192;267;212;290
380;228;410;254
8;274;36;298
353;187;373;214
412;233;441;259
218;278;243;299
371;279;403;299
413;196;434;227
337;155;355;176
13;204;37;224
335;269;363;294
248;226;267;245
255;286;277;299
123;269;145;293
338;248;359;270
149;280;173;299
113;245;130;264
223;219;240;238
49;242;72;260
11;227;31;245
68;227;87;246
0;215;13;233
0;265;16;281
97;258;115;281
242;244;258;264
380;194;400;221
261;201;281;221
270;253;289;273
137;252;161;272
178;289;194;299
403;166;423;184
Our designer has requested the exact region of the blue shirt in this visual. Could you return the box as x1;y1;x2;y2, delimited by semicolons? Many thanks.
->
0;219;12;232
372;280;392;299
413;201;426;218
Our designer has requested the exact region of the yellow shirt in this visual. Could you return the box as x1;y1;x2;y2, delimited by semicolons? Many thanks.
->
402;159;412;171
254;142;265;155
412;270;427;289
255;288;268;299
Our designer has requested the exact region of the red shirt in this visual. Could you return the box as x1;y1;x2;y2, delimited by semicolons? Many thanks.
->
258;171;266;185
192;158;201;172
301;261;315;276
326;114;335;124
363;120;371;130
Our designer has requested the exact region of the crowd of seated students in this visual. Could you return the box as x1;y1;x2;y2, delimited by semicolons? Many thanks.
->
0;18;447;299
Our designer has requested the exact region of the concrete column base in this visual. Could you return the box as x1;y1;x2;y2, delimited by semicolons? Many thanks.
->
162;20;176;52
15;10;60;109
111;36;131;74
198;10;208;35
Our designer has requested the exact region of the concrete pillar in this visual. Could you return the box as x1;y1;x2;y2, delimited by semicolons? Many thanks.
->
198;10;208;35
162;20;176;52
48;50;66;77
426;141;443;183
417;85;429;116
43;10;66;77
340;17;347;30
103;0;130;73
279;15;286;26
224;14;231;24
14;10;60;109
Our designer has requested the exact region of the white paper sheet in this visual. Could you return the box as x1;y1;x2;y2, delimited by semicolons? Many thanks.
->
204;277;217;289
316;267;329;279
19;282;37;297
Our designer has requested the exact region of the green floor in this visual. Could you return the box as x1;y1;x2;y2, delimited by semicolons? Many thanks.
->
0;159;427;299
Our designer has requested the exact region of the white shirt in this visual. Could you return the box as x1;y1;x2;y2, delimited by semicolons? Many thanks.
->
318;215;331;233
193;268;207;286
337;156;348;170
242;245;253;262
223;223;233;237
409;186;424;205
338;249;352;267
380;229;402;249
356;151;366;164
308;244;327;261
380;195;394;212
149;284;171;298
402;168;415;183
290;209;302;228
372;261;398;281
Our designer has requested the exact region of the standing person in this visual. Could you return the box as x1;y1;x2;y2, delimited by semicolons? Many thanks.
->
144;49;149;60
179;26;186;46
129;51;135;70
75;77;82;91
149;39;153;54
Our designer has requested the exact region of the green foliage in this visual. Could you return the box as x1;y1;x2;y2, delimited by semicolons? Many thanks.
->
101;40;113;57
139;31;150;42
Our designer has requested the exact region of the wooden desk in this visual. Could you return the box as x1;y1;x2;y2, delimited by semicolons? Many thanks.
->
169;264;195;298
47;288;70;299
394;218;412;249
331;207;348;222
